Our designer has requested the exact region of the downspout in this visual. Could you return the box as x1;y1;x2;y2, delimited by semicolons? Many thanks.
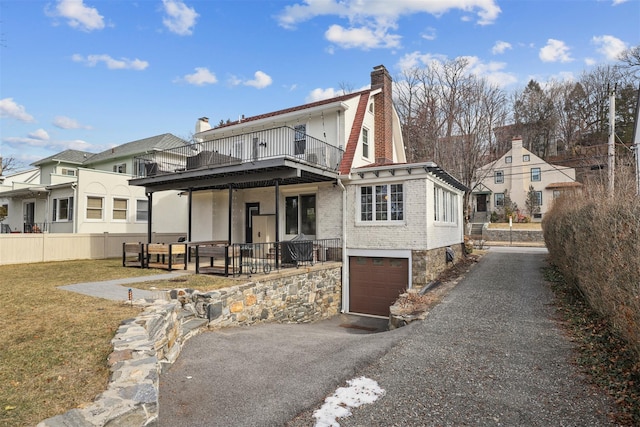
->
187;188;193;242
228;184;233;243
146;191;153;244
72;182;78;233
337;178;347;313
275;179;280;270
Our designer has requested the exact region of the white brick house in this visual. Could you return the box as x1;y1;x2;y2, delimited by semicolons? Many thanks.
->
130;65;465;316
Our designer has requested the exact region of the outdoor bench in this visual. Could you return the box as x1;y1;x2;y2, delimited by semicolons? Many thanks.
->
194;242;239;276
146;242;187;271
122;242;146;268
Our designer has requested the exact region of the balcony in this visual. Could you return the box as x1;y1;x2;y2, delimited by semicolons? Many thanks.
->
131;126;344;192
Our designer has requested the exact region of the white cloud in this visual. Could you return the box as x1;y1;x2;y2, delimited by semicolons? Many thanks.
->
47;0;105;32
177;67;217;85
585;57;597;66
0;98;36;122
244;71;273;89
277;0;501;29
162;0;199;36
277;0;500;50
325;24;401;50
612;0;629;5
306;87;341;103
396;52;517;88
592;35;627;61
539;39;573;63
462;55;518;87
4;135;91;151
28;129;50;141
492;40;512;55
396;51;448;72
53;116;91;130
421;27;437;41
72;54;149;70
228;71;273;89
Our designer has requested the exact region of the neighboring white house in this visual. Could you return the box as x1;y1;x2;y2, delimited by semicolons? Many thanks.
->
0;134;189;235
130;65;466;317
472;136;582;222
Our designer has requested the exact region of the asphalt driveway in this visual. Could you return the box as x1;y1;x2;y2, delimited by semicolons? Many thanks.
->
159;313;415;427
160;246;614;426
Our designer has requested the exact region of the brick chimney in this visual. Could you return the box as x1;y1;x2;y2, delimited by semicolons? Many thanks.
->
371;65;393;164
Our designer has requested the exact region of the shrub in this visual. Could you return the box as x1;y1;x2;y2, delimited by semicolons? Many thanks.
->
543;181;640;360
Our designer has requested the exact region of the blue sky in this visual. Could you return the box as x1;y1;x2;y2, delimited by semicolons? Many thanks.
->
1;0;638;170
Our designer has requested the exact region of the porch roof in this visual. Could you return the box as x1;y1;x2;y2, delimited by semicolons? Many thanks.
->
129;157;339;192
0;186;49;198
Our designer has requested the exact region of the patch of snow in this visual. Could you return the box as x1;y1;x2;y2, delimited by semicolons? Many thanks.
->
313;376;385;427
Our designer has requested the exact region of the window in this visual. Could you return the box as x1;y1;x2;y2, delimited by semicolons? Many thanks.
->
112;198;128;221
294;124;306;155
505;156;512;164
60;168;76;176
433;186;458;224
86;196;103;220
362;128;369;158
523;154;530;162
494;170;504;184
136;199;148;222
53;197;74;221
113;163;127;174
285;194;316;235
134;159;146;177
360;184;403;222
531;167;541;182
535;191;543;206
495;193;505;207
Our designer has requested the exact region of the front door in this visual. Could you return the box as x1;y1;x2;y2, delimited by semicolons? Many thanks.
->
245;203;260;243
24;201;35;232
476;195;487;212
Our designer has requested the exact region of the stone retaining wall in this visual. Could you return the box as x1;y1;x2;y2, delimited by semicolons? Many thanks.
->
483;228;544;243
175;264;342;329
412;244;465;285
38;264;342;427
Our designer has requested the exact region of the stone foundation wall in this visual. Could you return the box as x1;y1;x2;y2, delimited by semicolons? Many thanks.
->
174;264;342;328
412;244;464;286
483;228;544;243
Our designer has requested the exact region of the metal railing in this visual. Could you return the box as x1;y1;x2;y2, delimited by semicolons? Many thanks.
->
192;238;342;277
133;126;344;178
23;223;48;233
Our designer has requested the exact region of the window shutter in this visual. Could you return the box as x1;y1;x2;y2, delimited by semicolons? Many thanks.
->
69;197;74;221
53;199;57;221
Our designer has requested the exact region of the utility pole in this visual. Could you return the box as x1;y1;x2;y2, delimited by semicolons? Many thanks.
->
633;84;640;196
608;86;616;197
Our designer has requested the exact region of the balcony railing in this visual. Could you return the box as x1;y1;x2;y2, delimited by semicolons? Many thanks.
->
193;238;342;277
133;126;344;178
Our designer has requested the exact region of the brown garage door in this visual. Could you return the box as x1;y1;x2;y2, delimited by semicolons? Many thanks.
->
349;256;409;316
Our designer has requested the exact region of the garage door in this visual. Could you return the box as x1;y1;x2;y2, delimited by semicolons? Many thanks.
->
349;256;409;316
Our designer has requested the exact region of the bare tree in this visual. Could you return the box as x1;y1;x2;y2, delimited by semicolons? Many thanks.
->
618;45;640;72
1;156;22;175
393;58;508;218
